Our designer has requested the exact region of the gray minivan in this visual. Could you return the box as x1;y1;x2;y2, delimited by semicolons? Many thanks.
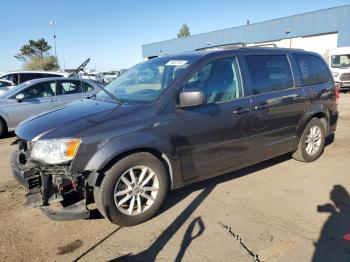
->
11;48;339;226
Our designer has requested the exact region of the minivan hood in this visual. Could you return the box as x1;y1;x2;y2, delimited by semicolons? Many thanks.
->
16;99;132;141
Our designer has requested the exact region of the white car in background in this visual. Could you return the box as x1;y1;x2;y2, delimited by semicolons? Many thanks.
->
0;71;65;86
79;71;98;81
96;71;120;83
325;47;350;90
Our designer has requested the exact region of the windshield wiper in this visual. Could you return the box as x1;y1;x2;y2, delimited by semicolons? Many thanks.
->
98;85;123;105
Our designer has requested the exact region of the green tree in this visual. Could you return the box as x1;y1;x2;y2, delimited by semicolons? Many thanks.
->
15;38;59;70
177;23;190;38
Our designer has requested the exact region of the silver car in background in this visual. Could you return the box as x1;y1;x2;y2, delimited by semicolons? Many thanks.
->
0;77;101;137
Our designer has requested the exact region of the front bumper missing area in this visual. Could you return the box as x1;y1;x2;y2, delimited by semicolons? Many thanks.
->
11;149;90;221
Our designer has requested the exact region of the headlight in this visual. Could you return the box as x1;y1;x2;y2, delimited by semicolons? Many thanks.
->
31;138;81;164
332;72;339;77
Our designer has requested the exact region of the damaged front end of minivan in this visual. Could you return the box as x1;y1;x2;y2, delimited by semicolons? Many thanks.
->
11;138;95;220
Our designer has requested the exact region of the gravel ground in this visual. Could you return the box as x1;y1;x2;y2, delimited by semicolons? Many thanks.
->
0;94;349;262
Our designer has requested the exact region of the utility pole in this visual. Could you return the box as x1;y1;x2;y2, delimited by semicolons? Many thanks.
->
285;28;292;48
50;21;58;64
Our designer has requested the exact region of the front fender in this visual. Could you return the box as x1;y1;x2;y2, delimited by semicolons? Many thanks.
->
0;111;12;130
75;133;177;172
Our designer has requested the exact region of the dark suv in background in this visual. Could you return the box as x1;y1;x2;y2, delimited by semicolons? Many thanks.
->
11;47;338;226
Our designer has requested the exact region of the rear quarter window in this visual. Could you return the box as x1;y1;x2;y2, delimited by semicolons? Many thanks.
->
294;54;331;86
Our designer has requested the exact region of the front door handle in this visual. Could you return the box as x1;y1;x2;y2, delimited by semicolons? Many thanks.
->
233;108;250;115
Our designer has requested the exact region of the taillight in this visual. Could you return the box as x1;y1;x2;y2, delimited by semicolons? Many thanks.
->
335;84;340;104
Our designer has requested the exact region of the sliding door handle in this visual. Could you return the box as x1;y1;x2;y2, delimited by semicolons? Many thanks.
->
254;104;269;110
233;108;250;115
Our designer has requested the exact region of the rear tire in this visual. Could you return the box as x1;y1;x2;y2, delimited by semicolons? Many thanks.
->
292;117;325;162
95;152;168;226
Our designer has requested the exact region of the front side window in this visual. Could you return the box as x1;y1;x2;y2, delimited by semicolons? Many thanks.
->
184;57;242;103
96;55;199;104
246;55;293;95
295;54;331;86
23;81;56;99
331;54;350;68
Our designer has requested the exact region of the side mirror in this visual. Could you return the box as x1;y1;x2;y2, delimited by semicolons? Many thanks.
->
15;93;25;102
179;90;206;108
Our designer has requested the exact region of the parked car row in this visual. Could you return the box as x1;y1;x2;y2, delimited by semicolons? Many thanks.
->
79;70;121;83
10;47;339;227
96;71;121;83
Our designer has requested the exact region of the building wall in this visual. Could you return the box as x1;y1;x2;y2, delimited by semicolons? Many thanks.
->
142;5;350;58
248;33;338;57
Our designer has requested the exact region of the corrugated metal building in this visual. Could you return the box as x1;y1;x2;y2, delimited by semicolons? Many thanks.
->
142;5;350;58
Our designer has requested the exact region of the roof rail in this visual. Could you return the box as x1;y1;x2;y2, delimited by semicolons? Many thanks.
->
195;42;281;51
195;42;246;51
247;43;278;48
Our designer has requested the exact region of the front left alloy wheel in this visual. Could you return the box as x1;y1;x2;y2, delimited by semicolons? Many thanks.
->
95;152;168;226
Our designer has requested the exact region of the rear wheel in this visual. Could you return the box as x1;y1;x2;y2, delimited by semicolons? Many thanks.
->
292;117;326;162
95;152;168;226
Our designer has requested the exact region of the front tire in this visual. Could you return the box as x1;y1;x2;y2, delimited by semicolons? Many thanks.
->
95;152;168;226
0;119;7;138
292;118;326;162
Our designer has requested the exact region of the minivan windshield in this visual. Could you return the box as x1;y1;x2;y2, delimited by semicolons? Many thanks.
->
96;55;199;104
331;54;350;68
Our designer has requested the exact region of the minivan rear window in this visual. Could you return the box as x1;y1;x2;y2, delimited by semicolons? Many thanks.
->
246;55;293;95
294;54;331;86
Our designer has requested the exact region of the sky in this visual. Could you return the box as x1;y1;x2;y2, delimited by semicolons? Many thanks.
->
0;0;349;72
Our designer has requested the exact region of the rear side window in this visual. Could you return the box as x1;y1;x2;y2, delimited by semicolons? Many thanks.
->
57;80;82;95
246;55;293;95
294;54;331;86
82;82;94;92
20;73;36;83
